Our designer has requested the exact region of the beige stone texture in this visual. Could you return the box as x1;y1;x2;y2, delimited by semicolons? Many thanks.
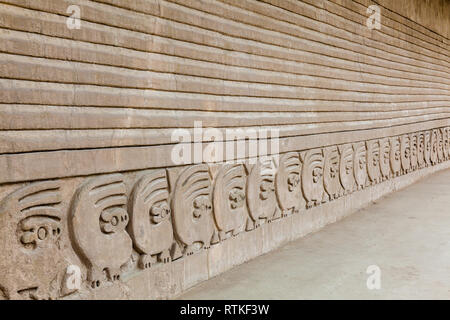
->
0;0;449;299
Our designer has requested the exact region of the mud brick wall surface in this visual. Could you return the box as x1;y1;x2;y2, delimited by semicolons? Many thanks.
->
0;0;449;299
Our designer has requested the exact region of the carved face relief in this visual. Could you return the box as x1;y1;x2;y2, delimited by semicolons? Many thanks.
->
100;207;128;234
172;165;215;249
437;129;444;162
275;152;305;212
442;127;449;160
128;170;174;265
389;137;401;175
447;127;450;158
247;158;278;222
229;188;245;209
0;181;66;300
323;146;341;199
379;138;391;179
353;142;367;188
430;130;438;165
19;215;61;249
193;196;212;219
339;144;355;193
150;202;171;224
423;131;431;165
287;173;300;192
300;149;324;206
213;164;247;236
417;132;425;167
366;140;381;183
409;133;418;170
400;134;411;173
70;174;132;288
259;180;275;200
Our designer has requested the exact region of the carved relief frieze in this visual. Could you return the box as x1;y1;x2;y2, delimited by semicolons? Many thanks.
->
338;144;355;195
69;174;132;288
246;157;278;229
213;164;247;240
300;149;325;208
389;136;402;177
379;138;391;181
353;142;368;190
0;181;65;299
275;152;305;215
129;170;173;269
1;126;449;300
366;140;381;185
171;165;216;255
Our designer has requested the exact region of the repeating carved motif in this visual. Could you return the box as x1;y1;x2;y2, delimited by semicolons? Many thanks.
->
353;142;367;190
275;152;305;215
424;130;432;166
410;133;418;171
400;134;411;174
430;129;438;165
171;164;216;255
0;181;65;299
366;140;381;185
442;127;449;161
417;132;425;169
1;127;450;300
129;170;173;269
389;136;401;177
69;174;132;288
246;157;278;229
379;138;391;181
437;129;444;163
213;164;247;240
300;149;325;208
323;146;341;200
338;144;355;195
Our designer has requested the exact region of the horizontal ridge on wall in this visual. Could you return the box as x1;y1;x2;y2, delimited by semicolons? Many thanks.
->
0;126;449;299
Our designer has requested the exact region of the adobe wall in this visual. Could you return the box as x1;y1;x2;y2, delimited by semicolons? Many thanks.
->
0;0;449;299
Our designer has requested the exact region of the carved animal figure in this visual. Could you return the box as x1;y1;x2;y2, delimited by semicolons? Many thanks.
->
213;164;247;240
300;149;325;208
379;138;391;180
275;152;305;215
437;129;444;163
366;140;381;185
442;127;449;161
69;174;132;289
410;133;418;171
246;157;278;228
171;164;215;255
430;130;438;165
417;132;425;168
339;144;355;194
129;170;173;269
424;131;432;166
389;137;401;177
400;134;411;174
353;142;367;190
0;181;65;299
323;146;341;200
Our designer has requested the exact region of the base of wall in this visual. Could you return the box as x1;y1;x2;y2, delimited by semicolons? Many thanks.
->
66;160;450;300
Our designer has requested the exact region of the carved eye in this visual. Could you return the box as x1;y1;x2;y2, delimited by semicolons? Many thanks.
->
312;168;322;183
287;173;300;190
100;207;128;234
358;158;365;169
19;216;61;249
405;148;410;157
37;227;48;240
193;196;211;218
